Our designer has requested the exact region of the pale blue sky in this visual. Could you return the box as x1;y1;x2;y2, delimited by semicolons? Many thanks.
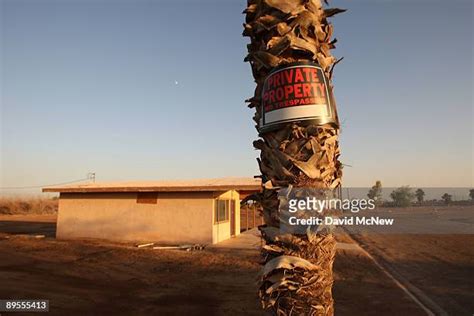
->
1;0;473;194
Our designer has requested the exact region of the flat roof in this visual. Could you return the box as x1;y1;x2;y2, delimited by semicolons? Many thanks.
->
42;177;262;193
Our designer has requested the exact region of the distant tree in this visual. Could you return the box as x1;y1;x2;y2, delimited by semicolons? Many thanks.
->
415;189;425;204
367;181;383;205
469;189;474;201
441;193;452;204
390;186;415;207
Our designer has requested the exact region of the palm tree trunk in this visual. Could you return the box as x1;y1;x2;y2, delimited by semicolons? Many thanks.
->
243;0;344;314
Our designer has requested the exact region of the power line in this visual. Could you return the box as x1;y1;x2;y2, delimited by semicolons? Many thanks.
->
0;177;92;190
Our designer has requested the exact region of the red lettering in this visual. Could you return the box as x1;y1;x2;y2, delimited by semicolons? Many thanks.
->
302;83;312;97
274;73;281;87
284;85;293;99
295;68;304;83
269;90;275;103
263;67;330;113
276;87;284;100
294;84;302;98
317;83;326;97
302;68;312;81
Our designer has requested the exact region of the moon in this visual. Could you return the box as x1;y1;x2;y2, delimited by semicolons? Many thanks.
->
174;81;179;85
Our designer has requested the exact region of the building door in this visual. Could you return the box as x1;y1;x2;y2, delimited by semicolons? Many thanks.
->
230;200;236;236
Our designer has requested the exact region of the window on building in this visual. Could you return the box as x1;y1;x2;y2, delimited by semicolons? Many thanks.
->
215;199;229;223
136;192;158;204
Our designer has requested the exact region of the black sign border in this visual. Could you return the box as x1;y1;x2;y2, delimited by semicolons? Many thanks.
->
259;61;338;134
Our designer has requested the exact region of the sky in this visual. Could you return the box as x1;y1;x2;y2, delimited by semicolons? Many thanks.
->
0;0;473;194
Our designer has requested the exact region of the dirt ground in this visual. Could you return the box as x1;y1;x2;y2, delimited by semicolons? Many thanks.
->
0;214;468;315
354;233;474;315
344;205;474;315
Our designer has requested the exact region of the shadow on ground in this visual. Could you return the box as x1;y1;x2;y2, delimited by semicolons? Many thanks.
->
0;220;56;237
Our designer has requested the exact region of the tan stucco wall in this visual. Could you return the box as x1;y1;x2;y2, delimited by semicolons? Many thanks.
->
212;190;240;243
57;192;215;244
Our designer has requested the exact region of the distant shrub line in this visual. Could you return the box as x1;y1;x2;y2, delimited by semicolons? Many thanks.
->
0;197;58;215
367;183;474;208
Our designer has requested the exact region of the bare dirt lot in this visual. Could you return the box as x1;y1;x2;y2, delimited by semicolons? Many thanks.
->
353;233;474;315
0;211;471;315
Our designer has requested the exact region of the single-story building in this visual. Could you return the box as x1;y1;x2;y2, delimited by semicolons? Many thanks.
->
43;177;261;244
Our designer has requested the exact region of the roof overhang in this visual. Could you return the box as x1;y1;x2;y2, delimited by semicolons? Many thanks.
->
43;177;262;195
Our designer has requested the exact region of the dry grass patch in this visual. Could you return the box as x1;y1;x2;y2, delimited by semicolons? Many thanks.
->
0;197;58;215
